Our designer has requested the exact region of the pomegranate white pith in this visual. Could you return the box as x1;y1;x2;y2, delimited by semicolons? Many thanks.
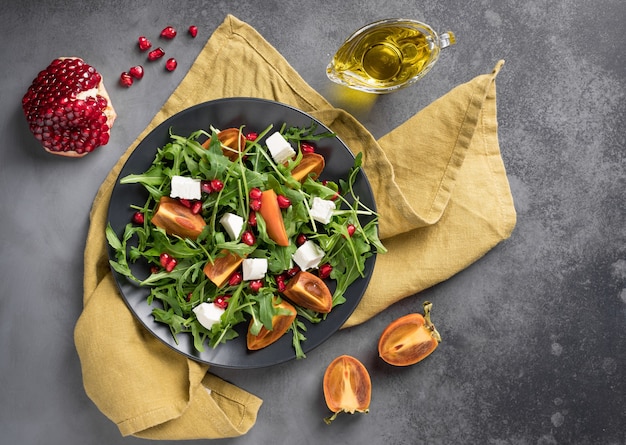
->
22;57;116;157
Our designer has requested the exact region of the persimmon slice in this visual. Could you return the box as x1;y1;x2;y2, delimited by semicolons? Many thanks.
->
202;128;247;161
378;301;441;366
259;189;290;246
246;299;296;350
151;196;206;240
282;270;332;313
203;250;245;288
291;152;325;183
323;355;371;424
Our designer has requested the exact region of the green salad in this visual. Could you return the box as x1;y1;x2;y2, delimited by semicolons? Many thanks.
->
107;122;385;358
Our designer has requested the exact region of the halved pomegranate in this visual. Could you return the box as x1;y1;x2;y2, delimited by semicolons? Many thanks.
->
21;57;116;157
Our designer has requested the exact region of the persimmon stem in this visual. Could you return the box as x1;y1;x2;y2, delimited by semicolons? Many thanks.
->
422;301;442;343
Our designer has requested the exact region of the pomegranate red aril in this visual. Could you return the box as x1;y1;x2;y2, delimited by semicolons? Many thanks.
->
159;252;177;272
178;198;191;208
276;275;287;292
318;263;333;279
301;142;316;154
138;36;152;51
249;188;263;200
228;272;243;287
248;211;257;227
347;224;356;237
148;47;165;61
249;280;263;293
201;180;213;194
210;179;224;192
241;230;256;246
250;198;262;212
119;72;133;87
131;211;145;225
296;234;307;246
165;58;178;72
160;26;177;39
287;266;301;278
214;295;230;310
129;65;144;80
277;194;291;209
245;132;258;141
188;25;198;38
190;201;202;214
22;57;116;157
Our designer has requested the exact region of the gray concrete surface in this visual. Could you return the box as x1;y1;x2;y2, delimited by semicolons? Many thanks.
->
1;1;624;444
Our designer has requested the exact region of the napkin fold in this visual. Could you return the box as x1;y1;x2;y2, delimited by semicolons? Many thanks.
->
74;14;515;439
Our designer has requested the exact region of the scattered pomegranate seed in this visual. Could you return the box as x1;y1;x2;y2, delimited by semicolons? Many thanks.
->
191;201;202;214
160;26;177;39
178;198;191;208
249;280;263;293
186;292;193;301
228;272;243;287
138;36;152;51
287;266;301;278
296;234;307;246
210;179;224;192
301;142;316;154
318;263;333;279
201;180;213;194
129;65;144;79
131;211;144;225
245;132;258;141
159;252;177;272
250;199;262;212
148;47;165;61
249;188;262;200
277;194;291;209
165;58;178;71
248;211;257;226
214;295;230;309
275;274;287;292
150;266;160;274
119;72;133;87
347;224;356;237
241;230;256;246
188;25;198;38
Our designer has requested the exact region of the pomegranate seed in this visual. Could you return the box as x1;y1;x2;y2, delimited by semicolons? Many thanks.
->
228;272;243;287
119;72;133;87
249;188;262;200
287;266;300;277
191;201;202;214
245;132;258;141
160;26;177;39
150;266;160;274
131;211;144;225
178;198;191;208
214;295;230;309
129;65;144;80
165;58;178;72
296;234;307;246
275;275;287;292
148;47;165;61
210;179;224;192
165;258;177;272
248;211;257;227
250;198;262;212
241;230;256;246
318;263;333;279
159;252;177;271
301;142;316;154
201;180;213;194
277;194;291;209
249;280;263;293
188;25;198;38
138;36;152;51
347;224;356;237
186;292;193;301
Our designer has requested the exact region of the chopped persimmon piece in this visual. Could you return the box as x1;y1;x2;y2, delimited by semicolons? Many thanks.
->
151;196;206;240
246;299;296;350
203;250;245;288
291;152;325;183
202;128;247;161
282;270;332;313
259;189;289;246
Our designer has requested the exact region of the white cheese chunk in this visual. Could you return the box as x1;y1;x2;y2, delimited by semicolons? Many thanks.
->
292;240;325;271
193;302;225;330
309;197;336;224
170;175;202;200
242;258;268;281
265;131;296;164
219;213;244;240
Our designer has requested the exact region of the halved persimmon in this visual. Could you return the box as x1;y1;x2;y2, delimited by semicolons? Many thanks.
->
282;270;332;313
202;128;247;161
203;250;245;288
378;301;441;366
151;196;206;240
246;299;296;350
291;152;325;183
258;189;289;247
323;355;371;424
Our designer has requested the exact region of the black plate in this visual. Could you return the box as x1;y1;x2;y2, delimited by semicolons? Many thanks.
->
107;98;377;369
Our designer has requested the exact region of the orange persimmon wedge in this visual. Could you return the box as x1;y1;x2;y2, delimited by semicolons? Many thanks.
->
378;301;441;366
259;189;289;246
323;355;371;424
203;250;245;288
246;299;297;350
151;196;206;240
291;152;325;183
202;128;247;161
282;270;332;313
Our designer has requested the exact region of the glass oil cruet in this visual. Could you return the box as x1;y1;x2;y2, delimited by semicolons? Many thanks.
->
326;18;456;94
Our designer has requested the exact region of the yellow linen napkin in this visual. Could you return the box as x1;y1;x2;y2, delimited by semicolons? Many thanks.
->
74;14;515;439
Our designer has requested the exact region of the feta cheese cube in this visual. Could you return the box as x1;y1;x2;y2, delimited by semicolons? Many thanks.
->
219;213;244;240
193;302;225;330
309;197;336;224
265;131;296;164
170;175;202;200
292;240;325;271
242;258;268;281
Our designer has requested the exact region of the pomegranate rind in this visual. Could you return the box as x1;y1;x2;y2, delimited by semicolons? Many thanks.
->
378;302;441;366
323;355;371;424
246;299;297;350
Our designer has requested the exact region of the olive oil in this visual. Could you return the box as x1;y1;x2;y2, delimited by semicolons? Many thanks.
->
327;19;456;94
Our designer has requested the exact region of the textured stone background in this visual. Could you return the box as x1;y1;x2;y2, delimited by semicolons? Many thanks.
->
1;1;624;444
